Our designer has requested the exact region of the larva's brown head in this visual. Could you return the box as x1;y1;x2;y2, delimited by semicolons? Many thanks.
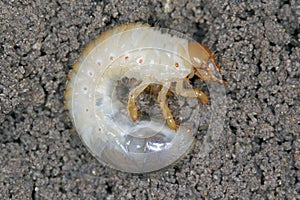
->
188;42;225;83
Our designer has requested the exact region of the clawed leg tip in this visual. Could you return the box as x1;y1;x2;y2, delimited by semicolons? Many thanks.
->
128;106;139;122
200;99;209;105
129;111;139;122
166;118;177;131
167;124;177;131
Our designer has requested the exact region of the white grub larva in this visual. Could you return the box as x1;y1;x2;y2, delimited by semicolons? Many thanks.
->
65;23;226;173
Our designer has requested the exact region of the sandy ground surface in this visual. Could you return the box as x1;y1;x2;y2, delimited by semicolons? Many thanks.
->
1;0;300;199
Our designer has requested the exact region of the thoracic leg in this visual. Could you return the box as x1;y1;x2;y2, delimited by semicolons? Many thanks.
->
157;84;177;131
127;83;149;122
175;80;209;104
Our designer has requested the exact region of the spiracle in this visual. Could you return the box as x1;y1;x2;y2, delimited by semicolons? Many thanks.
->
65;23;226;173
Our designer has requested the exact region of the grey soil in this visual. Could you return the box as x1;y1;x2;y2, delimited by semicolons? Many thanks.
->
1;0;299;199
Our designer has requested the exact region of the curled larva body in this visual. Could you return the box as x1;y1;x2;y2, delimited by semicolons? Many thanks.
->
65;23;226;173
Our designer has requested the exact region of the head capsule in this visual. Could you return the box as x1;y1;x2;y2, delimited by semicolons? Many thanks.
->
188;42;225;84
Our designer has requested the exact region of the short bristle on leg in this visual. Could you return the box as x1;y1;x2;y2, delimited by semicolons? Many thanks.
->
127;83;149;122
157;84;177;131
